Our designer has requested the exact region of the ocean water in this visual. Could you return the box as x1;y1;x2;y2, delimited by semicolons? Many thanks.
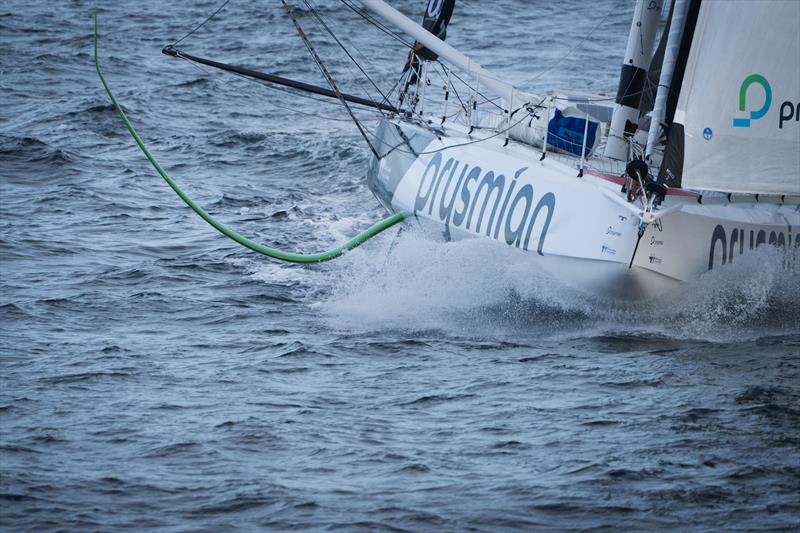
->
1;1;799;531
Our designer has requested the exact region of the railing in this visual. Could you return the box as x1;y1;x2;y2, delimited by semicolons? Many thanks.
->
391;61;632;179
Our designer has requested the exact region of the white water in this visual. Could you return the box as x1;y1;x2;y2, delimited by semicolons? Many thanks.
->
318;227;799;341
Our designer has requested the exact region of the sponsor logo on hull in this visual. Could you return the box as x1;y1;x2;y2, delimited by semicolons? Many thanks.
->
708;223;799;270
413;152;556;255
600;245;616;256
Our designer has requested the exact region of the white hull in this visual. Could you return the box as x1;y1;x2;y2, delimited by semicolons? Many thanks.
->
368;118;799;300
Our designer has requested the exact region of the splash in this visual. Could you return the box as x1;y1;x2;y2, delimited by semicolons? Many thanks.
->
324;228;597;336
321;228;799;341
656;247;800;339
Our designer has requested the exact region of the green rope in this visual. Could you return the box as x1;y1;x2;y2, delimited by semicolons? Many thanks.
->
94;17;407;263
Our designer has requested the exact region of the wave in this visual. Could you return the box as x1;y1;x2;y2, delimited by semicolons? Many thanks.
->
172;77;212;89
57;103;119;119
0;135;75;169
206;129;268;147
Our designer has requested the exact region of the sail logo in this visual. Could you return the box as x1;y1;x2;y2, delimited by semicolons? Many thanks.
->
732;74;771;128
731;75;798;128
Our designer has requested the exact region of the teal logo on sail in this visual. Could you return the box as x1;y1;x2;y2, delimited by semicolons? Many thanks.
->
732;74;771;127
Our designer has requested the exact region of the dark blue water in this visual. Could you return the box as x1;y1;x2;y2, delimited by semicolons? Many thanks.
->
2;1;799;530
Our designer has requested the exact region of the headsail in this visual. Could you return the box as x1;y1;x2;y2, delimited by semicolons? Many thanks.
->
663;0;800;195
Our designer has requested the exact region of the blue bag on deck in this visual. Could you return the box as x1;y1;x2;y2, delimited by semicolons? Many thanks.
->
547;108;598;157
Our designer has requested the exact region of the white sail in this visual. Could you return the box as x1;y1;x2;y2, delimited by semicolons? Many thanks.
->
675;0;800;196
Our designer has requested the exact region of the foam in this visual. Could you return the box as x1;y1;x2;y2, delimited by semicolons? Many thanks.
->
320;228;799;342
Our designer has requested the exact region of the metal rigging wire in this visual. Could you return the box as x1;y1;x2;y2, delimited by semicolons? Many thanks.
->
340;0;416;49
282;0;380;158
302;0;394;112
365;97;549;157
335;1;506;113
525;0;627;85
165;0;392;126
171;0;232;46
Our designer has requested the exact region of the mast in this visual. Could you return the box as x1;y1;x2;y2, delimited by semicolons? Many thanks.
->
361;0;515;104
645;0;690;160
604;0;663;161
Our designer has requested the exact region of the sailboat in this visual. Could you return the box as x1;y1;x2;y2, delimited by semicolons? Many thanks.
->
98;0;799;301
358;0;799;299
